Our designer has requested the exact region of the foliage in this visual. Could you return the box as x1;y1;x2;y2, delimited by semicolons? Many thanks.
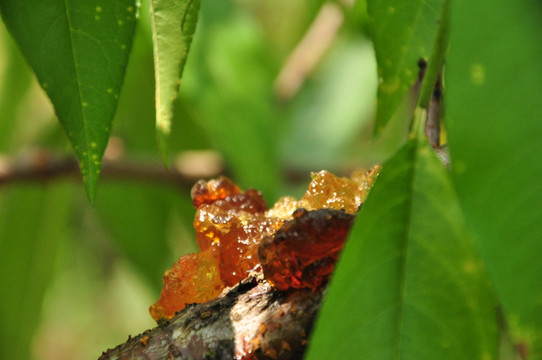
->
367;0;445;133
446;0;542;354
149;0;201;162
0;0;137;201
0;0;540;359
307;126;498;359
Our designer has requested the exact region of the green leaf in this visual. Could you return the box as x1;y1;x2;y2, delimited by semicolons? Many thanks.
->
0;22;33;151
416;0;449;109
0;183;72;360
96;183;186;292
149;0;201;163
447;0;542;356
368;0;445;133
306;137;497;359
0;0;137;202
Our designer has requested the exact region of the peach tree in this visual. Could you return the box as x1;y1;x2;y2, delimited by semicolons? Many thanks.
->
0;0;540;359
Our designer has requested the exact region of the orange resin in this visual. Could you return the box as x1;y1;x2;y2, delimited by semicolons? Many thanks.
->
150;167;380;321
258;208;354;291
149;248;223;321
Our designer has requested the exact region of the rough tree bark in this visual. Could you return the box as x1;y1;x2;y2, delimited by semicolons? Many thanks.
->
98;274;325;360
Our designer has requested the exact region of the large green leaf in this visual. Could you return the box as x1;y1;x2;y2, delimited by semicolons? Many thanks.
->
0;0;136;202
306;136;497;359
447;0;542;356
149;0;201;162
0;183;73;360
367;0;445;133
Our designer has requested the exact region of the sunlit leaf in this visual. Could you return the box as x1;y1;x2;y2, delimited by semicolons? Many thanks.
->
0;183;73;360
367;0;445;133
149;0;201;163
447;0;542;356
306;136;497;359
0;0;136;202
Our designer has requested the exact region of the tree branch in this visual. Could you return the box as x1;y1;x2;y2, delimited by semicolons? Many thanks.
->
0;150;355;190
0;150;225;189
98;275;324;360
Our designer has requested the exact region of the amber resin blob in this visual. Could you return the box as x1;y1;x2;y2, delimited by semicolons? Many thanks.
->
258;208;354;291
150;167;380;321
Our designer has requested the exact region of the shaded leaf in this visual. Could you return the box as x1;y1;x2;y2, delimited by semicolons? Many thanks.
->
447;0;542;356
0;0;137;202
0;22;33;151
306;137;497;359
367;0;445;133
149;0;201;162
0;183;73;360
96;183;189;292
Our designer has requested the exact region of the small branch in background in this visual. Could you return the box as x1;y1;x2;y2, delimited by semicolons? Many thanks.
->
0;148;322;191
0;148;225;190
414;60;449;167
0;135;349;191
273;2;346;101
425;73;442;149
417;58;428;82
424;72;451;168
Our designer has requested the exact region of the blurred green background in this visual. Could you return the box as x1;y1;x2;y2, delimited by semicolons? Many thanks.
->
0;0;400;358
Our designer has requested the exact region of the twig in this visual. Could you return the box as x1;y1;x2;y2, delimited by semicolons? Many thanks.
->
0;150;225;189
273;2;345;101
425;73;442;149
0;149;357;192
